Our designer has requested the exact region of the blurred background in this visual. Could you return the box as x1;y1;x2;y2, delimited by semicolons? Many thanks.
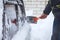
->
24;0;48;16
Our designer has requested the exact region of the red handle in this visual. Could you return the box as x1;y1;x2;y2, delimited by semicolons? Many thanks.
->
33;17;39;22
11;19;16;24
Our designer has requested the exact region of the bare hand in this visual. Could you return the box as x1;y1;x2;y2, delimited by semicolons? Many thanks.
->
39;13;48;19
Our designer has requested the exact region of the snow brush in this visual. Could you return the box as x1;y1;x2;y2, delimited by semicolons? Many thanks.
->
27;16;39;24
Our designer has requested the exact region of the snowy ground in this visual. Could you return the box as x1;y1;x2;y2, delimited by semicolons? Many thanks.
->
26;10;54;40
30;13;54;40
12;12;54;40
0;7;54;40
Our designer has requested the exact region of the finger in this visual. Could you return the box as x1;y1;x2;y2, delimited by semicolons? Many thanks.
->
39;16;47;19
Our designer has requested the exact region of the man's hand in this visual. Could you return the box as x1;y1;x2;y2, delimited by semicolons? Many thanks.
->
32;13;48;22
39;13;48;19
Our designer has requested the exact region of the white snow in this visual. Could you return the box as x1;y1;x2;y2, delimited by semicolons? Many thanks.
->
0;0;54;40
30;13;54;40
12;11;54;40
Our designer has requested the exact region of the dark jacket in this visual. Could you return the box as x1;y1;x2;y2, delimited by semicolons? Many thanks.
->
43;0;60;18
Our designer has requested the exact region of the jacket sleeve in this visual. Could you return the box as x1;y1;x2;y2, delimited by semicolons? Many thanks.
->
43;0;52;15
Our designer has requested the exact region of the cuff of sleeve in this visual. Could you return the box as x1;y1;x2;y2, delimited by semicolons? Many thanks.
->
43;10;50;15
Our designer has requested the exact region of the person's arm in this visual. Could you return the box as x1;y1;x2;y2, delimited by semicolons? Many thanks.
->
43;0;52;15
40;0;52;19
30;0;52;22
33;0;52;22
